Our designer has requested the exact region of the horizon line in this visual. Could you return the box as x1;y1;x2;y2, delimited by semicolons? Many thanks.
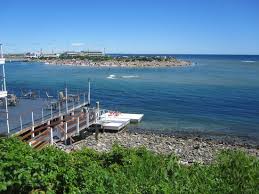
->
4;52;259;56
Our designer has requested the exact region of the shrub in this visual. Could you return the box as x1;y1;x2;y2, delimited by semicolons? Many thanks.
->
0;137;258;193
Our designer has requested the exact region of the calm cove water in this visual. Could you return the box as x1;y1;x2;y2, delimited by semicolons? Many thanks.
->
1;55;259;141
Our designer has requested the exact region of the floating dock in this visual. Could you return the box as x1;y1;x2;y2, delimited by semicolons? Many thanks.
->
99;112;144;131
100;112;144;123
101;119;130;131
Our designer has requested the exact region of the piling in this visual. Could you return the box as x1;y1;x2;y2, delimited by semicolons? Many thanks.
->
31;112;35;138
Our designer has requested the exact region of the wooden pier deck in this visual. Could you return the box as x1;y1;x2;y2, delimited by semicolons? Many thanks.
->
14;100;144;150
10;96;144;150
14;101;97;149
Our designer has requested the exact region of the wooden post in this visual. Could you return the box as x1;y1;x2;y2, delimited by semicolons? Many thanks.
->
65;122;68;144
88;79;91;105
41;108;44;122
72;102;75;115
58;102;61;116
65;86;68;114
31;112;34;138
86;110;89;128
50;104;53;118
95;124;99;142
50;127;53;145
96;101;99;122
2;64;10;134
4;97;9;134
77;94;80;105
76;117;80;134
20;115;23;131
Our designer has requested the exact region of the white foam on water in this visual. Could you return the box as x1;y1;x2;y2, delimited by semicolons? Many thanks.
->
241;60;256;63
107;74;139;79
107;74;117;79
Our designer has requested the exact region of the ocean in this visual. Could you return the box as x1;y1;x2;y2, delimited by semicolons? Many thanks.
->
1;55;259;142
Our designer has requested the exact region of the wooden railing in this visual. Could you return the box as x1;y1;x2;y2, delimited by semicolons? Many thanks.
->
16;108;97;149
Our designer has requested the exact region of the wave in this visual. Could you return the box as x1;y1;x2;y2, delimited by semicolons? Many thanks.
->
107;74;139;79
241;60;256;63
107;74;117;79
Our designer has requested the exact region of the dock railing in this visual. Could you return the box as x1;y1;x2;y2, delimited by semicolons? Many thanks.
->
10;100;89;134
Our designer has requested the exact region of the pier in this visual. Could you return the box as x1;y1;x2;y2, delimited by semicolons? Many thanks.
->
0;44;143;149
14;98;143;149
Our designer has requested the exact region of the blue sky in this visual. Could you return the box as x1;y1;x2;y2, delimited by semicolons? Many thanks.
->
0;0;259;54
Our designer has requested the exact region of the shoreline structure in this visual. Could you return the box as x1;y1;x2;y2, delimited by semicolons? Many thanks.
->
30;56;192;67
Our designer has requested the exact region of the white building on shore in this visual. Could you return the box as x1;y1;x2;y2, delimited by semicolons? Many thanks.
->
64;50;104;57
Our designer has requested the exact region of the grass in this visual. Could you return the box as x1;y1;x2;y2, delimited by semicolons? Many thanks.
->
0;137;258;194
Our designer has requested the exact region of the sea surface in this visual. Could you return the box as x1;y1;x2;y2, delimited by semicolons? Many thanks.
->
1;55;259;142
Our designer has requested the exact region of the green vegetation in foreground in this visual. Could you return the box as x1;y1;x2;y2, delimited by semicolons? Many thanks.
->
0;138;258;194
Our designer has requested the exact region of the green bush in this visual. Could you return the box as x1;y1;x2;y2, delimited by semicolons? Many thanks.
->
0;137;258;193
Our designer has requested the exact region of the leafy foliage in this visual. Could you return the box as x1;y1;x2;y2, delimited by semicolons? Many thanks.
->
0;137;258;193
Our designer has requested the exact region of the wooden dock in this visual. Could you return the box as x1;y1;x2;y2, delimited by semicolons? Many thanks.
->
14;100;144;149
15;101;95;149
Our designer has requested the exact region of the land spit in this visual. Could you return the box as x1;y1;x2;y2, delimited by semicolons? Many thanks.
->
33;58;192;67
63;131;258;165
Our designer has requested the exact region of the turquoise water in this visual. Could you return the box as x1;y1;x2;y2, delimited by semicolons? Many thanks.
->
2;55;259;141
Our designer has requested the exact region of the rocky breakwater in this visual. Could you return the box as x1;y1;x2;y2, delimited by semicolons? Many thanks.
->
71;131;258;165
36;58;192;67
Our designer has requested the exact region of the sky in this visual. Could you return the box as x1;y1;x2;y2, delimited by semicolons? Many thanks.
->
0;0;259;54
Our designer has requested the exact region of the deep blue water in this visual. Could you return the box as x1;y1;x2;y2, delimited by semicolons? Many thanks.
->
1;55;259;141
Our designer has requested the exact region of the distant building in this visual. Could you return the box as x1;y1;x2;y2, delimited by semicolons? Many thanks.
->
64;51;80;57
41;53;60;58
63;50;104;57
25;52;41;58
81;51;104;57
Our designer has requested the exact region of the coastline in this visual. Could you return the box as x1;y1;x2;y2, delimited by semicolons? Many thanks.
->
63;130;258;165
31;58;192;68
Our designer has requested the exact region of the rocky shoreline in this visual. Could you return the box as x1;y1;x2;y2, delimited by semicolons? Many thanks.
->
33;58;192;67
66;130;258;165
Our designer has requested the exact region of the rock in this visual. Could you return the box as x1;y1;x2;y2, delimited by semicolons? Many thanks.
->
193;144;200;149
68;131;259;165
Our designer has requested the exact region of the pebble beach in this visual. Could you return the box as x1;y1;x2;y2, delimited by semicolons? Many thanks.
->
66;131;259;165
